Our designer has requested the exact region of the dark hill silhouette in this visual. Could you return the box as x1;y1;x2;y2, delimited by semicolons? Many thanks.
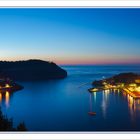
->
0;59;67;81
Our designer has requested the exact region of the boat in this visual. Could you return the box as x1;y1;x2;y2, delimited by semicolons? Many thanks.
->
88;88;102;93
88;112;96;116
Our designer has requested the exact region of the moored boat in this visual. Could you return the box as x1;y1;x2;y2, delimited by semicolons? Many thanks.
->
88;112;96;116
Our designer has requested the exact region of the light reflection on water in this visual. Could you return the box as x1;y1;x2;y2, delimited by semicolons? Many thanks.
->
0;93;2;104
93;92;96;103
5;91;10;108
0;91;10;108
1;65;140;131
90;89;140;122
102;90;110;118
127;94;140;122
2;87;138;131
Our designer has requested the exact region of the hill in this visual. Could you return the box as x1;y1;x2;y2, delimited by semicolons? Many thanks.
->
0;59;67;81
92;72;140;87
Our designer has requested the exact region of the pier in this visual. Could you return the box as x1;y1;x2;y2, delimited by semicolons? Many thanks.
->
89;86;140;99
123;88;140;99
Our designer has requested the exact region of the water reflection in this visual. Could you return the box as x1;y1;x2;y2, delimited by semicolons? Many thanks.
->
0;93;2;104
89;92;96;113
127;94;140;121
93;92;96;103
0;91;11;108
127;94;135;121
102;89;140;121
5;91;10;108
89;93;92;112
90;88;140;121
102;90;109;119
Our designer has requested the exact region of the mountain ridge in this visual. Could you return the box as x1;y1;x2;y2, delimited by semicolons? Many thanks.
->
0;59;67;81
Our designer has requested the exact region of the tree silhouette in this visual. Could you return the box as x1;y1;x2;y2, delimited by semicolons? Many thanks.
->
0;108;27;131
17;122;27;131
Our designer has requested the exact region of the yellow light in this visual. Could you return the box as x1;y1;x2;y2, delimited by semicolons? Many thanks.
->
128;87;135;92
103;82;107;85
5;84;10;88
91;88;98;92
135;79;140;84
138;100;140;104
129;96;133;105
129;83;137;87
136;87;140;92
104;89;109;94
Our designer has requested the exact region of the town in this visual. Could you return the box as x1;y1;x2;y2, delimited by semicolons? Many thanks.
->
89;73;140;99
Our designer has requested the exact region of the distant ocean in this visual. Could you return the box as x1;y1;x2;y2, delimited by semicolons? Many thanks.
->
1;65;140;131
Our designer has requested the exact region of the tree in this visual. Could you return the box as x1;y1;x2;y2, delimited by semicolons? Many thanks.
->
0;108;27;131
17;122;27;131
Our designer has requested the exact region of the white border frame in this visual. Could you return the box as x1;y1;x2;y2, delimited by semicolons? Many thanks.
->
1;133;140;139
0;0;139;7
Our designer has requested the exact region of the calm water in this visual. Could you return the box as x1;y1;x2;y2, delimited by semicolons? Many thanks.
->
1;65;140;131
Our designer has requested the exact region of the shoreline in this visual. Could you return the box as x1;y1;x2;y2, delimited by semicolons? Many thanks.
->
89;87;140;99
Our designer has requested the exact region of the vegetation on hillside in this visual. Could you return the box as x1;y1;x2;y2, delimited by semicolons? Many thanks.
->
0;108;27;131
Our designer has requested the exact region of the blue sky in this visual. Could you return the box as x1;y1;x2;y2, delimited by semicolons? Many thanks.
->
0;8;140;65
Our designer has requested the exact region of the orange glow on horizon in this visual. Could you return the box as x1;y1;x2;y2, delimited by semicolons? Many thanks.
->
55;59;140;65
0;56;140;65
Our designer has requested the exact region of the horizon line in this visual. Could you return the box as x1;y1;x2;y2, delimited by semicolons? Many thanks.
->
0;59;140;66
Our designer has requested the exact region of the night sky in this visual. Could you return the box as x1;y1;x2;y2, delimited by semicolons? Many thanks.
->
0;8;140;65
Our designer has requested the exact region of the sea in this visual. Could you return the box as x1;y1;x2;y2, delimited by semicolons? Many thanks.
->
1;65;140;131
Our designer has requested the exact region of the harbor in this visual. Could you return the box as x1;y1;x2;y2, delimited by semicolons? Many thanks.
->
0;79;23;93
89;73;140;99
